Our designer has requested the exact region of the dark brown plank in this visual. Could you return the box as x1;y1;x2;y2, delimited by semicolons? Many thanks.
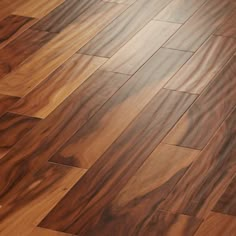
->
0;29;56;79
159;108;236;219
50;48;192;169
10;54;107;118
0;94;19;117
164;56;236;149
164;36;236;94
32;0;101;32
213;175;236;216
0;163;86;235
215;10;236;38
0;14;36;49
155;0;207;24
164;0;235;52
194;212;236;236
0;112;40;159
39;89;196;234
79;0;173;57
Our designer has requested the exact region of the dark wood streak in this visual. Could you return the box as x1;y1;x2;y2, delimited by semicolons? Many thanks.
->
39;89;196;234
0;94;19;117
0;112;40;159
0;29;56;79
79;0;173;57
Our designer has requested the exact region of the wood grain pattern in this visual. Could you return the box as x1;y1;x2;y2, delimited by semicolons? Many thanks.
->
164;57;236;149
102;20;180;75
0;112;40;159
160;108;236;219
0;163;86;236
63;144;200;235
103;0;136;4
0;29;56;79
213;175;236;216
194;212;236;236
10;54;107;118
164;36;236;94
215;10;236;38
40;89;196;234
0;70;129;206
29;228;73;236
13;0;65;18
0;2;126;97
0;14;36;49
0;94;19;117
50;48;192;169
164;0;235;52
79;0;173;57
155;0;207;24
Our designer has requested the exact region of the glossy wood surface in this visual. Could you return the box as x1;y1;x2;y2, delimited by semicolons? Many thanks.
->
0;0;235;235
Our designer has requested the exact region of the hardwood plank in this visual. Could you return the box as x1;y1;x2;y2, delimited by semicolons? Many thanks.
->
213;175;236;216
50;48;192;169
0;112;40;159
155;0;207;24
194;212;236;236
0;70;129;204
159;108;236;219
101;20;180;75
0;2;126;97
0;94;19;117
215;10;236;38
0;14;36;49
39;89;196;234
29;228;73;236
13;0;65;18
0;163;86;236
164;57;236;149
10;54;107;118
79;0;173;57
103;0;136;4
63;144;200;235
0;29;56;79
164;0;235;52
164;36;236;94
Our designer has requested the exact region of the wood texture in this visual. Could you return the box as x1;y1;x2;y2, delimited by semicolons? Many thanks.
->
160;107;236;219
164;57;236;149
10;54;107;118
164;36;236;94
102;20;180;75
164;0;235;51
0;29;56;79
213;175;236;216
0;94;19;117
29;228;74;236
0;112;40;159
50;48;192;169
194;212;236;236
79;0;173;57
0;14;36;49
40;89;196;234
155;0;207;24
0;2;126;97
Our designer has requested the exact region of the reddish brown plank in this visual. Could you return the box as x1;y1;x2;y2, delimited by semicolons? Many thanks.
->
0;29;56;79
159;108;236;219
0;112;40;159
164;0;235;52
0;94;19;117
213;175;236;216
39;89;196;234
194;212;236;236
10;54;107;118
50;48;192;169
164;57;236;149
164;36;236;94
0;14;36;49
29;228;73;236
79;0;173;57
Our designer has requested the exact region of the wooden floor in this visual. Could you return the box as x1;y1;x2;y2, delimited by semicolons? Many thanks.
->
0;0;235;235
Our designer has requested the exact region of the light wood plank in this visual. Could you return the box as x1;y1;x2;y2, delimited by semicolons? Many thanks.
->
28;228;73;236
